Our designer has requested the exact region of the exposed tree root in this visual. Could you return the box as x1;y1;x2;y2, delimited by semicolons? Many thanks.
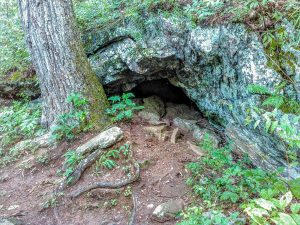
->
128;191;137;225
62;126;123;171
53;137;139;223
53;206;62;225
69;156;140;198
55;148;105;193
55;127;124;193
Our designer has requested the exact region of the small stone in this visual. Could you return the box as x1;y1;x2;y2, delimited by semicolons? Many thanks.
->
7;205;19;211
0;175;8;183
173;118;219;147
138;111;164;125
173;118;198;132
114;214;122;222
17;156;35;170
152;199;184;222
138;159;152;169
138;96;165;125
100;221;116;225
165;102;201;120
144;125;168;141
0;191;7;197
192;128;219;148
170;128;181;144
187;141;206;157
143;95;165;117
0;219;15;225
75;127;123;155
147;204;154;209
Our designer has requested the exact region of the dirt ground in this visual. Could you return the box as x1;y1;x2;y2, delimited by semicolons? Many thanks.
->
0;116;202;225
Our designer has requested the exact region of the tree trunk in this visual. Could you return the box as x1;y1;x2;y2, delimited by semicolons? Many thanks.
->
18;0;109;128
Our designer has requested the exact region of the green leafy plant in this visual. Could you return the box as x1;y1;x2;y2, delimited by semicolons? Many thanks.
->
182;134;300;224
51;93;91;141
244;191;300;225
0;100;43;147
247;84;300;115
64;150;83;169
110;198;118;207
35;153;50;165
179;207;244;225
0;0;30;76
186;134;280;206
184;0;224;24
119;143;130;156
106;92;144;122
246;84;300;169
43;196;58;209
95;144;130;170
62;150;83;183
98;149;119;170
124;186;132;197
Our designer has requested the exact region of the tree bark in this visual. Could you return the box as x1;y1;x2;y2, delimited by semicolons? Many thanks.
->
18;0;109;128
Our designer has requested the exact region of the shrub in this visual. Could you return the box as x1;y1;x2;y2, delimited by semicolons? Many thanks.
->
179;207;244;225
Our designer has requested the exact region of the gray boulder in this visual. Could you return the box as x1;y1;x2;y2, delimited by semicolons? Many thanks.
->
165;102;201;120
85;18;300;177
138;95;165;125
75;127;123;155
173;117;219;145
152;199;184;222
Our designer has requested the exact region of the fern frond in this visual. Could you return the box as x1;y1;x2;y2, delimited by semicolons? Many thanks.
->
248;84;271;95
262;95;284;108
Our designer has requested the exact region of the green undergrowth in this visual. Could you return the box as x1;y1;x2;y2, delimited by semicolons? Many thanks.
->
247;83;300;115
95;143;130;170
246;83;300;169
0;99;44;166
51;93;92;141
0;100;43;147
106;92;144;122
179;134;300;225
60;143;131;184
60;150;83;183
0;0;30;77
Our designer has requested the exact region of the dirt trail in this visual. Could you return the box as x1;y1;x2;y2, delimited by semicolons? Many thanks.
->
0;117;201;225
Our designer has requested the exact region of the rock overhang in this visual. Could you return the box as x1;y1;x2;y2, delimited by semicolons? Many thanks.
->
85;18;300;178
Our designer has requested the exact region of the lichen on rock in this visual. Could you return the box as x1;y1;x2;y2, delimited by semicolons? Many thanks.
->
84;17;300;178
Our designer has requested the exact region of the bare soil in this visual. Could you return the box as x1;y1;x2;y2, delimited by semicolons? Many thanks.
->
0;116;201;225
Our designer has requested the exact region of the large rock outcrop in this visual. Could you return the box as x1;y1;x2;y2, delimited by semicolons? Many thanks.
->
84;18;300;178
0;66;40;100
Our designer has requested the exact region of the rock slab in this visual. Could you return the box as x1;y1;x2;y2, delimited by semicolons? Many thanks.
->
152;199;184;222
75;127;123;155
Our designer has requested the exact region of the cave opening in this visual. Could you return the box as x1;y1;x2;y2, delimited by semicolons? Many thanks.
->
131;78;192;106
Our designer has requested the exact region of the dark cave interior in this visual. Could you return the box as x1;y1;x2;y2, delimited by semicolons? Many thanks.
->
131;78;192;105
